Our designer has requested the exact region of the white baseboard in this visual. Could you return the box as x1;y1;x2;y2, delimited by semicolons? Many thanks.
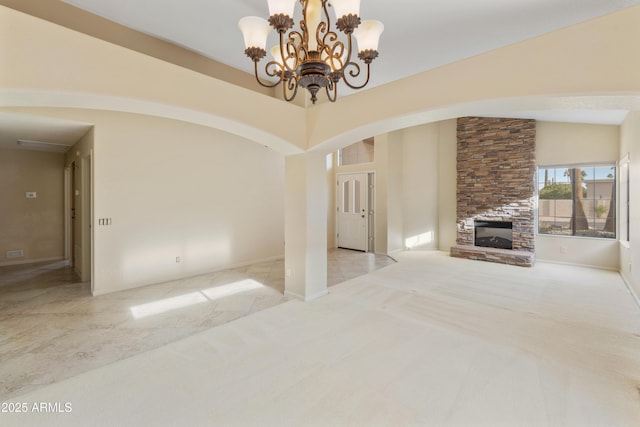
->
0;256;65;267
225;254;284;270
92;254;285;296
285;289;329;302
620;271;640;309
535;259;619;272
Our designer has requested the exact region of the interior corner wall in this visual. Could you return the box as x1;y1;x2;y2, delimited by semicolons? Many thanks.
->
620;112;640;300
401;123;440;251
437;119;458;251
0;148;65;265
535;121;620;269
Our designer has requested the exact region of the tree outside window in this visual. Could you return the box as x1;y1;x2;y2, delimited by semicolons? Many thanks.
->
538;165;616;239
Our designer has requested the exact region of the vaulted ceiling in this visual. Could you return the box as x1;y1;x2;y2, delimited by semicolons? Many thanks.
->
3;0;639;150
59;0;640;92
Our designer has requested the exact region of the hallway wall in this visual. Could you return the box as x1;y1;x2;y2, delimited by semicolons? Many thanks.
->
87;110;285;295
0;148;64;265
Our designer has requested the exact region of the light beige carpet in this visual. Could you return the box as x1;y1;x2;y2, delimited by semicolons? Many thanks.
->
5;251;640;426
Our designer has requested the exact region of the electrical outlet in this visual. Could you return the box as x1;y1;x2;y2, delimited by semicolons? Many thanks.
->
560;246;567;254
176;257;180;263
286;268;291;277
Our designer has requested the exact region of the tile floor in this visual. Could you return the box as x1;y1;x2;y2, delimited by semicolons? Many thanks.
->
0;248;394;400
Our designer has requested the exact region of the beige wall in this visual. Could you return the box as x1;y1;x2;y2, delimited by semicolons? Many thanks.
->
437;120;458;251
399;124;439;251
6;108;286;295
0;0;270;96
385;131;404;254
0;148;64;265
536;122;620;165
620;112;640;302
92;111;285;295
535;121;620;269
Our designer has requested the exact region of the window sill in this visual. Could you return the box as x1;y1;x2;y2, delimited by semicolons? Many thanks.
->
536;233;617;242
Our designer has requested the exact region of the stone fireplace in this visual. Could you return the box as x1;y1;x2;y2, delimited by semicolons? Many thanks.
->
450;117;536;267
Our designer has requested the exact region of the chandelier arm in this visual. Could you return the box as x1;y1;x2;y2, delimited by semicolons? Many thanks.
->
253;61;285;88
321;0;331;30
325;80;338;103
283;77;299;102
315;0;330;52
317;1;340;63
300;1;310;51
280;31;303;73
341;62;370;90
342;32;355;70
326;41;346;72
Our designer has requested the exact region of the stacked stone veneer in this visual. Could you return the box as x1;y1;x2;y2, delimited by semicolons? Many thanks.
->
451;117;536;267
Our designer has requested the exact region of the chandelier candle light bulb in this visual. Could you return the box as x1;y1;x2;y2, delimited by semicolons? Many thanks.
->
267;0;296;17
238;0;382;104
238;16;271;51
331;0;360;20
354;20;384;61
306;0;322;51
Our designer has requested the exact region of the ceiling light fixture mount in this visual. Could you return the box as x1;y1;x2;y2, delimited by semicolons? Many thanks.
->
239;0;383;104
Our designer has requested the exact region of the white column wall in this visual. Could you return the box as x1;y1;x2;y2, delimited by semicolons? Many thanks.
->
285;152;328;301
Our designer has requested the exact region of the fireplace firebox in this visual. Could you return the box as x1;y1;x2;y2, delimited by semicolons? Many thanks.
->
474;221;513;250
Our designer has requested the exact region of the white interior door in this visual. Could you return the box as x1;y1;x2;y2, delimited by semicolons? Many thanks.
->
337;172;368;251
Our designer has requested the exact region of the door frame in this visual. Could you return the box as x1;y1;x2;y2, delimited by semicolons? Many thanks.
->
64;164;72;264
64;151;94;289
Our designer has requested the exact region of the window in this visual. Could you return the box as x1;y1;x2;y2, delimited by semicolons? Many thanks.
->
538;165;616;239
338;137;374;166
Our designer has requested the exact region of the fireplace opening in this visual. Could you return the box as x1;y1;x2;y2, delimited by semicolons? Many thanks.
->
475;221;513;250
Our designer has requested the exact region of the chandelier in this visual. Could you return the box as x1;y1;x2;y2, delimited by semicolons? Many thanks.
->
239;0;383;104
